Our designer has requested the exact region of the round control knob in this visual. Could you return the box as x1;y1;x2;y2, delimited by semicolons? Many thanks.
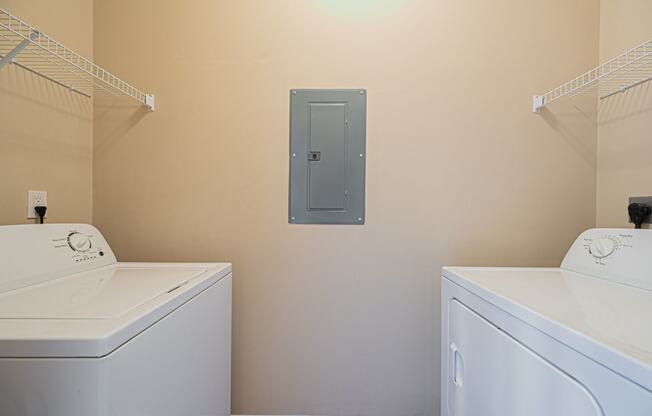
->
589;238;616;259
68;232;92;252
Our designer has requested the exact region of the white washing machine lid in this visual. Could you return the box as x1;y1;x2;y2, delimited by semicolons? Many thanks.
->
443;266;652;393
0;262;231;358
0;266;204;319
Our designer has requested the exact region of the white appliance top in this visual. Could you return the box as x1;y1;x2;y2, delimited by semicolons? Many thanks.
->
0;266;206;319
443;228;652;393
0;224;231;358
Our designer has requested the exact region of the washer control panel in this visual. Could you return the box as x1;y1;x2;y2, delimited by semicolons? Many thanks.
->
0;224;117;294
580;233;633;264
51;227;110;264
562;229;652;291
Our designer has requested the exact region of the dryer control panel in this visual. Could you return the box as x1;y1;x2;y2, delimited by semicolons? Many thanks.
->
561;228;652;291
0;224;116;294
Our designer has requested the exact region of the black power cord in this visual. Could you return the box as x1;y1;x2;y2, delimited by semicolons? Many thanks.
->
628;203;651;229
34;206;47;224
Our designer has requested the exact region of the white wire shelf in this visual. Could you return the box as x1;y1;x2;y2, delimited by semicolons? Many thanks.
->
533;37;652;113
0;7;154;111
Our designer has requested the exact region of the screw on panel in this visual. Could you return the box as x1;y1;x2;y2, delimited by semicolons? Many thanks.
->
292;91;297;95
359;154;364;158
360;90;364;94
358;217;363;222
291;216;296;221
292;153;296;157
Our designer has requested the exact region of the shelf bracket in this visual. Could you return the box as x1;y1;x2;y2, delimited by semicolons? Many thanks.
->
0;30;38;70
532;95;545;113
144;94;155;112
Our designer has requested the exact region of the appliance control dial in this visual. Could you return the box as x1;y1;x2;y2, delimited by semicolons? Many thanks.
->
68;232;92;252
589;237;616;259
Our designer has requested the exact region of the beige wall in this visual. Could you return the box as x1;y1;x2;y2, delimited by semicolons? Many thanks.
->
597;0;652;227
92;1;599;414
0;0;93;225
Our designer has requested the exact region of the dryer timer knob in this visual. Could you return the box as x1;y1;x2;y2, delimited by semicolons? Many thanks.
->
589;238;615;259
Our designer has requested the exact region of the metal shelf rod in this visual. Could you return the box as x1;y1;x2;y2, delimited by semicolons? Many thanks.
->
0;7;155;111
533;37;652;112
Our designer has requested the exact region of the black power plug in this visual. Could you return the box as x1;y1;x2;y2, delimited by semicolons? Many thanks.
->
34;206;47;224
628;203;652;229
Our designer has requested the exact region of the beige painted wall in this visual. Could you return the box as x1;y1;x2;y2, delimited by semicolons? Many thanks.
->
0;0;93;225
93;1;599;414
597;0;652;227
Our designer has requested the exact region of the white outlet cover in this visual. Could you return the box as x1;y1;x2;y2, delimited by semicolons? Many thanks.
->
27;190;47;219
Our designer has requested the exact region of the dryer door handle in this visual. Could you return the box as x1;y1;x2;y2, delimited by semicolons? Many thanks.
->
450;343;465;387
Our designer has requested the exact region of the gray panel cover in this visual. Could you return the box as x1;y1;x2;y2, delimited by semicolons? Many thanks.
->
289;89;366;224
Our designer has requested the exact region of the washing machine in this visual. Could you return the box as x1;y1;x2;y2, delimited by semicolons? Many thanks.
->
441;228;652;416
0;224;231;416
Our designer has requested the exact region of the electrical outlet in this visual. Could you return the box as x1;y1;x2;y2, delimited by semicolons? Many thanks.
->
27;190;47;219
629;196;652;225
